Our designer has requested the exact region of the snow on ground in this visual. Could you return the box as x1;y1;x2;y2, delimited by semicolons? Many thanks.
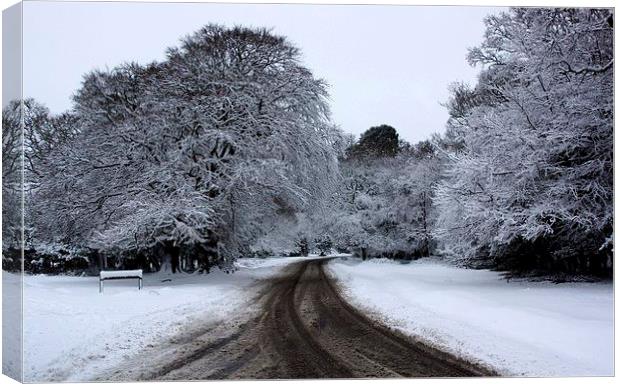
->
235;254;320;269
19;256;312;382
327;257;614;377
3;272;22;382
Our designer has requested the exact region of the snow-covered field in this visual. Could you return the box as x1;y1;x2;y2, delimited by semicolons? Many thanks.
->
327;257;614;377
15;256;315;382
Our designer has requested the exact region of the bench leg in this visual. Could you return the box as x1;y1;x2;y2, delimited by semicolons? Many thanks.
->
99;279;103;293
139;278;142;290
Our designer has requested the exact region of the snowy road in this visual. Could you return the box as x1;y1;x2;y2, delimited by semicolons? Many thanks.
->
96;258;493;380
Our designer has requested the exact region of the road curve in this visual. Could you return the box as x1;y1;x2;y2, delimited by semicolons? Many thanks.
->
101;258;495;380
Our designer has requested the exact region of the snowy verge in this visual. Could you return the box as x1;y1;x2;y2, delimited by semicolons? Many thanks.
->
3;272;22;382
20;256;312;382
327;257;613;377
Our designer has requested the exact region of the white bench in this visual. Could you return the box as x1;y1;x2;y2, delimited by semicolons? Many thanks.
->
99;269;143;293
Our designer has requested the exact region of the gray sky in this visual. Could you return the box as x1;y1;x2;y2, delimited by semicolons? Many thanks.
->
22;1;501;143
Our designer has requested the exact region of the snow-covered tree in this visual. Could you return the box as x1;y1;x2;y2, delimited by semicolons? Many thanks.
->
3;99;79;252
397;144;442;257
37;25;340;269
435;8;613;275
330;131;443;260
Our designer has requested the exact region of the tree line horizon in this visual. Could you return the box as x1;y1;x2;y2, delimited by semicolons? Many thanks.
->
2;8;613;278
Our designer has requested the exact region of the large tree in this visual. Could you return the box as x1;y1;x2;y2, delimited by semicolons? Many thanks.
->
37;25;339;269
435;8;613;275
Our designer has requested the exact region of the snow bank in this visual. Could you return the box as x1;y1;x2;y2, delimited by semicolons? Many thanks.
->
327;257;613;377
20;256;307;382
234;253;345;270
234;255;320;269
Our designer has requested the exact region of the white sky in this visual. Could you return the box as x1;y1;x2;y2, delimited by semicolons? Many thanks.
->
22;1;502;143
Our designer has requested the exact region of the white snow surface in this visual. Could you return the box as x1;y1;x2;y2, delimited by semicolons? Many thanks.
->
327;257;614;377
19;256;313;382
3;272;22;381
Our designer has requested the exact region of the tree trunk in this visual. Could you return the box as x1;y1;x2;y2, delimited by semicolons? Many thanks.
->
161;241;180;274
421;192;430;258
299;238;309;257
170;247;180;274
97;251;107;271
148;253;161;272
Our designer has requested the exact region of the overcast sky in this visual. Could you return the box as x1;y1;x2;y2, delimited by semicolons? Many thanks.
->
22;1;501;143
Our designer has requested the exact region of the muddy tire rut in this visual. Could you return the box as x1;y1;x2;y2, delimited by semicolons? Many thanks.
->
99;258;495;380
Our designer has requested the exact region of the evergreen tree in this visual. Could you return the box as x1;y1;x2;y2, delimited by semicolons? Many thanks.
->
347;124;400;159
